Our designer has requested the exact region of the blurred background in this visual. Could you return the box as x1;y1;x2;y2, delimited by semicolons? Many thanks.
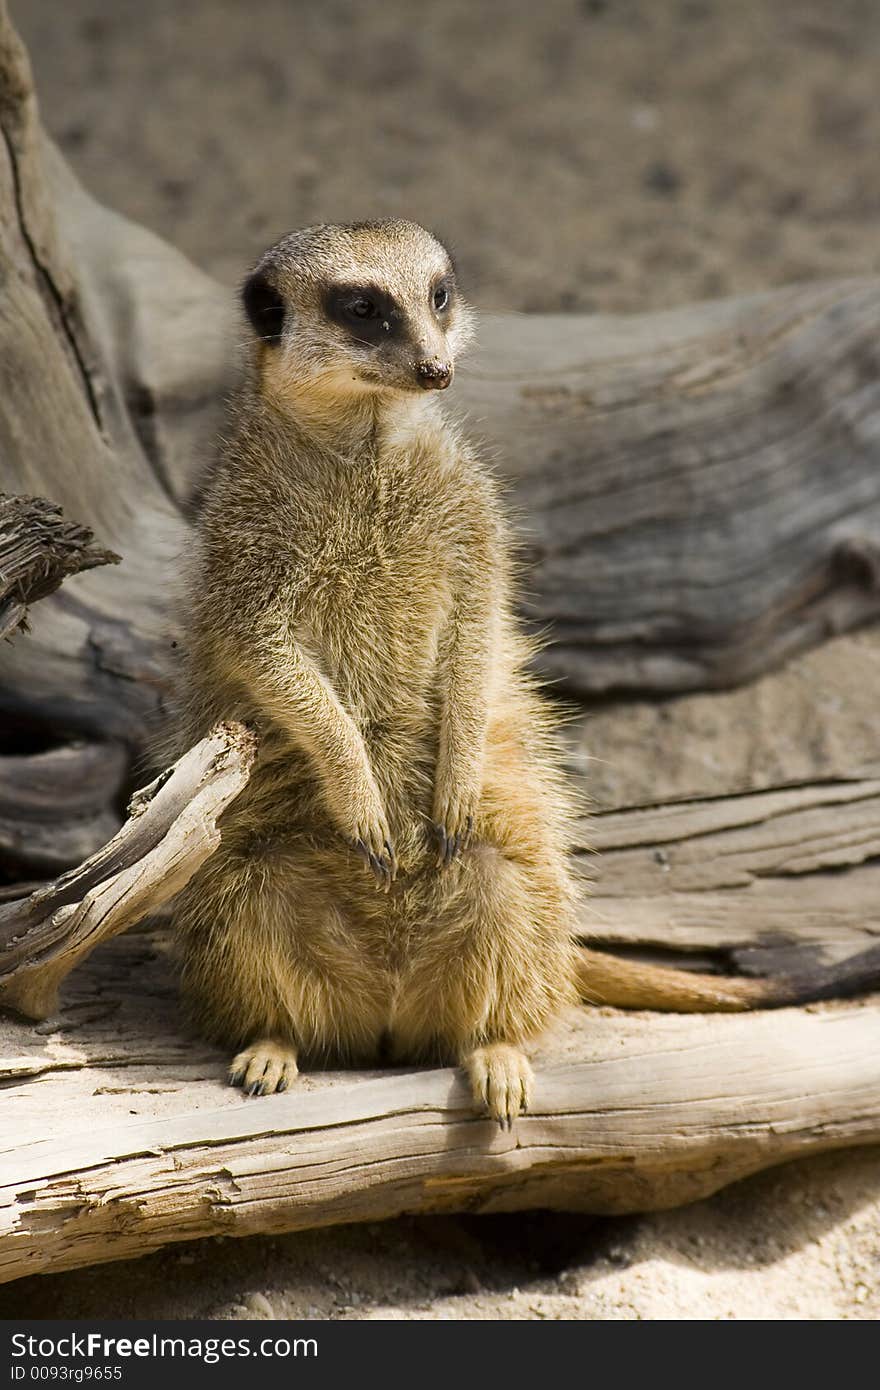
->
18;0;880;313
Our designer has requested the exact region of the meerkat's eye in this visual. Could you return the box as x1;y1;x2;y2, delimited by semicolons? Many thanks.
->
349;296;377;319
433;285;450;312
324;284;396;340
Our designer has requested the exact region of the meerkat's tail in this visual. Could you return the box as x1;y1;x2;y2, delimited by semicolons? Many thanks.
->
576;943;880;1014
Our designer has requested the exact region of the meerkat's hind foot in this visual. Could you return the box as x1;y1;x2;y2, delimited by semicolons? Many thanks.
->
464;1043;534;1130
229;1038;299;1097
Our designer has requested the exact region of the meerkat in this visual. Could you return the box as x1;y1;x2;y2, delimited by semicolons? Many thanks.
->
170;219;578;1126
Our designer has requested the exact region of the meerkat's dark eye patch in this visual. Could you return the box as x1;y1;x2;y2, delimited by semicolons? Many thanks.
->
242;272;286;345
432;276;455;314
323;284;402;345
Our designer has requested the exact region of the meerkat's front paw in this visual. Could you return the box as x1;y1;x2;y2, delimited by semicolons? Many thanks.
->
431;797;477;868
340;791;397;890
345;829;397;890
229;1038;299;1096
464;1043;534;1130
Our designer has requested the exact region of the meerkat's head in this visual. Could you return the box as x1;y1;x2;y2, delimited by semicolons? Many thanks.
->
241;220;474;407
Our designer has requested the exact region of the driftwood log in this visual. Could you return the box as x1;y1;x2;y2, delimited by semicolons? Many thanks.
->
3;941;879;1283
0;722;255;1021
1;1;880;1281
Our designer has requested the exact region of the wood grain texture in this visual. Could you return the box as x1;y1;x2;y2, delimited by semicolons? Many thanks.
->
0;740;127;877
458;284;880;694
0;495;118;643
2;928;879;1284
0;0;224;743
0;723;255;1020
581;777;880;966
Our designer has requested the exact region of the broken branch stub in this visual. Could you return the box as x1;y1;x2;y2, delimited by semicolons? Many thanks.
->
0;493;119;643
0;721;255;1021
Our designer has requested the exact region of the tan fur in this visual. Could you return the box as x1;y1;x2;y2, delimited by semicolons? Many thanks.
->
170;220;578;1124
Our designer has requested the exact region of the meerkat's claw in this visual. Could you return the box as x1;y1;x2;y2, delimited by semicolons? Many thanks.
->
229;1039;299;1097
464;1043;534;1128
369;849;395;891
432;808;477;868
433;824;458;868
432;823;462;868
348;835;397;889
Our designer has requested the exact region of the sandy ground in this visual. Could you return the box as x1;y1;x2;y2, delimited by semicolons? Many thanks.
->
7;0;880;1321
18;0;880;309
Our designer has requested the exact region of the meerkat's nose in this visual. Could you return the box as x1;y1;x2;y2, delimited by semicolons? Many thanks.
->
415;358;453;390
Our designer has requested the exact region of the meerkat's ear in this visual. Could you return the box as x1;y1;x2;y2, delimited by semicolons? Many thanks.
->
242;271;286;345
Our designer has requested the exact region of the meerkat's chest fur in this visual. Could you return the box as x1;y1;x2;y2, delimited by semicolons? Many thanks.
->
284;435;477;716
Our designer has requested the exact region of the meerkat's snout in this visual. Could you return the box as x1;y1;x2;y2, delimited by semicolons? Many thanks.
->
415;357;453;390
